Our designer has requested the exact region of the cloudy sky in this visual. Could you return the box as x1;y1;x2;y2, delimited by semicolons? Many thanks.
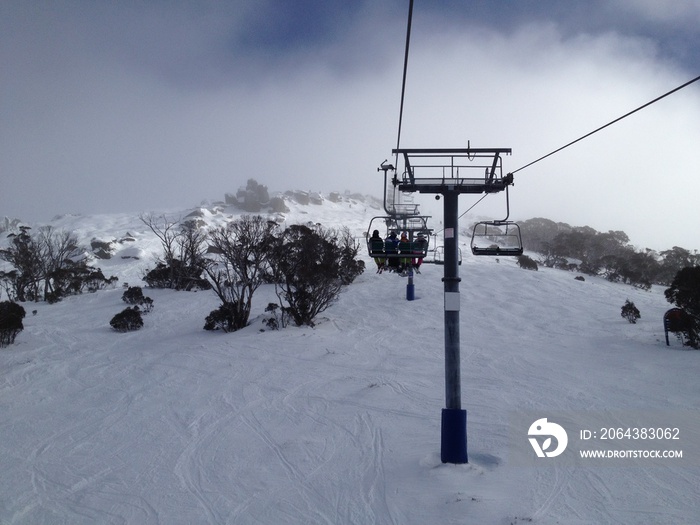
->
1;0;699;250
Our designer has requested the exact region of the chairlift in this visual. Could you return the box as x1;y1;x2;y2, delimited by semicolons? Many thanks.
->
470;222;523;256
469;185;523;256
366;215;432;272
427;245;462;265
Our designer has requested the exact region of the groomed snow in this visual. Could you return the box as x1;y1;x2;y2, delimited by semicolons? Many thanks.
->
1;198;699;524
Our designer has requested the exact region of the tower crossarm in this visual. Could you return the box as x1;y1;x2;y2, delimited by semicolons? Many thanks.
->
393;148;513;195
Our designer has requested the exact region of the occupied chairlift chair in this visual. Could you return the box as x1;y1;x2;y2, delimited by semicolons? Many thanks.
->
366;215;432;266
366;160;432;270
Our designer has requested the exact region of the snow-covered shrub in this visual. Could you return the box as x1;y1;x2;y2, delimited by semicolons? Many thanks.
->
263;303;280;330
203;303;237;332
121;286;153;313
269;224;364;327
0;301;26;347
621;300;641;324
517;255;538;271
110;307;144;332
664;267;700;349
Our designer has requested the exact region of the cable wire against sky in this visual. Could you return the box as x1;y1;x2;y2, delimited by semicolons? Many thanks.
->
510;74;700;175
394;0;414;167
391;1;698;232
444;74;700;230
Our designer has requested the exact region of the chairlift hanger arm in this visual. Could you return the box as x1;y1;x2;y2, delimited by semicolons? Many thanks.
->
403;153;414;184
487;153;500;183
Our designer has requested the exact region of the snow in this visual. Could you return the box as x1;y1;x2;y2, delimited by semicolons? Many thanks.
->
1;197;699;524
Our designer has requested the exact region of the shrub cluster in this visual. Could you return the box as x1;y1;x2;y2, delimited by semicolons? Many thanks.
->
122;286;154;313
0;226;117;303
109;286;154;332
0;301;26;347
517;255;538;271
202;218;364;331
110;307;144;333
203;303;238;332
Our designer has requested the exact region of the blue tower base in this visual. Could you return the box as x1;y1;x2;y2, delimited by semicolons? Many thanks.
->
406;283;415;301
441;408;468;463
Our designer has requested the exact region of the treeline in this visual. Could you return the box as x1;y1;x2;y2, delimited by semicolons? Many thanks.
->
520;218;699;289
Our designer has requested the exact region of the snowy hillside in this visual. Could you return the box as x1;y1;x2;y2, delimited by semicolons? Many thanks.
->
1;193;699;524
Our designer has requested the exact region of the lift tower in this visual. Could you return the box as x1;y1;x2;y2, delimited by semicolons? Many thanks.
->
392;147;513;463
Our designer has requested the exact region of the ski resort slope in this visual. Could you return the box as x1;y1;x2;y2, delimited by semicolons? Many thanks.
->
1;200;699;524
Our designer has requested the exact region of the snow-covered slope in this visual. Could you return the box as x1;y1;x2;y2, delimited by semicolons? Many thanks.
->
1;195;699;524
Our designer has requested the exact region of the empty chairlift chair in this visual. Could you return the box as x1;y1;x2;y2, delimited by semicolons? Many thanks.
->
470;221;523;256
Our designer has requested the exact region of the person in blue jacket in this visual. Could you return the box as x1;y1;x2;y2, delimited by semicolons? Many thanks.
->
384;231;400;272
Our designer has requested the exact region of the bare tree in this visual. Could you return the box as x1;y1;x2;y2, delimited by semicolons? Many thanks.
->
140;214;209;290
204;216;277;331
177;221;209;275
38;226;83;299
139;213;180;266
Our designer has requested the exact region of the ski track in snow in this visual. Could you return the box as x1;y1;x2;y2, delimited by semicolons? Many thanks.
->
1;202;700;524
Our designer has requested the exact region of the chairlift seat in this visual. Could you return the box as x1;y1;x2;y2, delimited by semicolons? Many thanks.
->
471;246;524;256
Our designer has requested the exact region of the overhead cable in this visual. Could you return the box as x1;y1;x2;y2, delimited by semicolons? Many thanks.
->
510;74;700;175
395;0;414;167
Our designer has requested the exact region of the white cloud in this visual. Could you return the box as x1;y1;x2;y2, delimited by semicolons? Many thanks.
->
1;3;698;251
